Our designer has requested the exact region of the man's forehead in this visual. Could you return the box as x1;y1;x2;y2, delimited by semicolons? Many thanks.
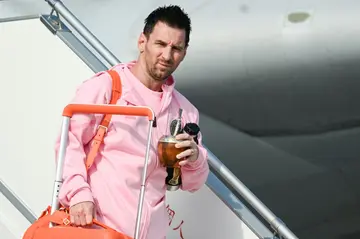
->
150;22;186;46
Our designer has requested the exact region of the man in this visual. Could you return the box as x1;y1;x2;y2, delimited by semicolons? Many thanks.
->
55;5;209;239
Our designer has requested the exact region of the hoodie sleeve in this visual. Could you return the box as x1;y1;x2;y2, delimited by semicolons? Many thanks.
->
180;108;209;192
55;71;112;208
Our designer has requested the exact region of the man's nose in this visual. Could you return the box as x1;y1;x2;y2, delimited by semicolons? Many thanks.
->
162;46;172;61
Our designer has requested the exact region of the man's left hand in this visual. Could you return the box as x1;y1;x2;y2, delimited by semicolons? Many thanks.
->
175;133;199;166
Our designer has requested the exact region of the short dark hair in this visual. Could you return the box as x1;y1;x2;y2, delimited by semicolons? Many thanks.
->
143;5;191;47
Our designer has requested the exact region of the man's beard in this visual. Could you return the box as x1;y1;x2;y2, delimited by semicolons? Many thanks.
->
149;64;173;82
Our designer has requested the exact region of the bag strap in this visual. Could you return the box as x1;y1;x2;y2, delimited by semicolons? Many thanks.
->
85;70;122;170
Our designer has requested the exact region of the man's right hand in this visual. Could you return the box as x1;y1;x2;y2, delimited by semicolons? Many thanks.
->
69;201;95;226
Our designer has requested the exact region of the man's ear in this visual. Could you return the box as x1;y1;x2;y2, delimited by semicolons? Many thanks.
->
138;33;147;53
181;46;188;60
183;47;188;57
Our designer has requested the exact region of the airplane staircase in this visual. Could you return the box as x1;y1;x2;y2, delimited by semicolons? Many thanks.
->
0;1;299;239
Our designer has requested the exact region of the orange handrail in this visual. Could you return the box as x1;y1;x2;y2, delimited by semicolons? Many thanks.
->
62;104;155;121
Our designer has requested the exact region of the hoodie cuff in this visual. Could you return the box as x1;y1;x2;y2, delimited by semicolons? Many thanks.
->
183;146;207;170
69;189;94;207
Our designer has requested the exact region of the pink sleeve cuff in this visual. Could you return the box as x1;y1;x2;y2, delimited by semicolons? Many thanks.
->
69;189;94;207
182;146;207;170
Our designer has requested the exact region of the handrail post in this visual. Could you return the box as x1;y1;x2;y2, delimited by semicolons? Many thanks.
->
44;0;121;66
205;147;299;239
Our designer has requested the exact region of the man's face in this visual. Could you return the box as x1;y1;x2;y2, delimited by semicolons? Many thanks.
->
138;21;187;81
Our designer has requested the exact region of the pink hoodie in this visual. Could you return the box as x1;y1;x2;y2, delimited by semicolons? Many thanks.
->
55;62;209;239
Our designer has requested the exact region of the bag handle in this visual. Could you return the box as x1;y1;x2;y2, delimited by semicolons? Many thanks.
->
50;210;112;230
49;209;130;237
85;70;122;170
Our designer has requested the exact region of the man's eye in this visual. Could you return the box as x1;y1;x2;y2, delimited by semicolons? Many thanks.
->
156;42;166;46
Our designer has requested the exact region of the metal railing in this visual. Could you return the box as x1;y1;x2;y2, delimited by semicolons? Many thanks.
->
43;1;299;238
0;178;37;223
206;148;298;239
45;0;120;67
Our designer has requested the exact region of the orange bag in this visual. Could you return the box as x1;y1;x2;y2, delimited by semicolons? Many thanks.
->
22;70;156;239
